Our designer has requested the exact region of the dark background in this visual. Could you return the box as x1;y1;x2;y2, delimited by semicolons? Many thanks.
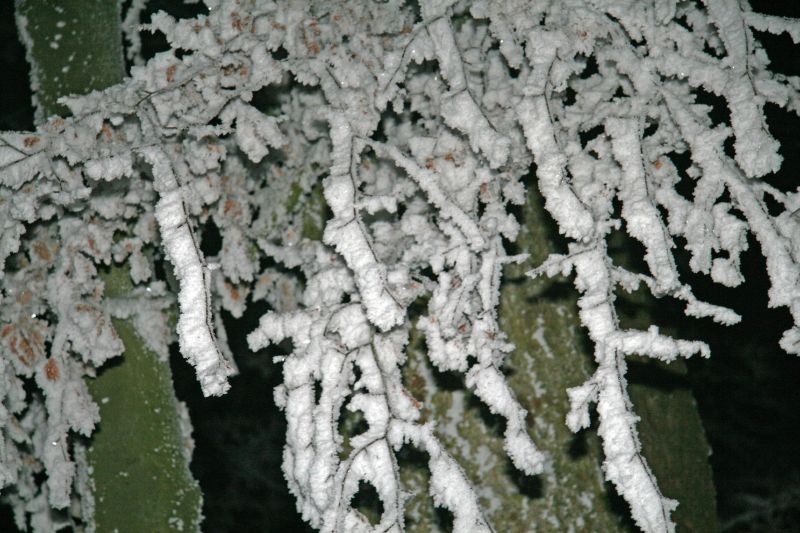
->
0;1;798;531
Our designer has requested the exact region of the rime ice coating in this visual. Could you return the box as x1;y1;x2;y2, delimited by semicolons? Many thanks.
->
144;147;235;397
0;0;799;531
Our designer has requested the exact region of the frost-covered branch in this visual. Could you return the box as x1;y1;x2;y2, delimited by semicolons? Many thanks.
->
144;146;235;396
0;0;798;531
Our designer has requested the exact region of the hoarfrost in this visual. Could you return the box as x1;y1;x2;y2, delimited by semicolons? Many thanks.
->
0;0;798;531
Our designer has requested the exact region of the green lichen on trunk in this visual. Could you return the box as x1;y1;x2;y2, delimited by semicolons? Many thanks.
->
399;189;628;531
628;359;719;532
89;266;203;532
16;1;203;530
399;187;718;531
15;0;125;123
87;319;202;533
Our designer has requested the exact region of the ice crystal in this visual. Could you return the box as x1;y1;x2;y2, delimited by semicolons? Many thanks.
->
0;0;798;531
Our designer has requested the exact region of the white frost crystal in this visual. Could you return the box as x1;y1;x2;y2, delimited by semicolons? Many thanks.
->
145;146;234;397
0;0;798;532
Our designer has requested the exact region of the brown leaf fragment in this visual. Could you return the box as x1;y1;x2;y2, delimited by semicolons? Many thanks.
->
44;358;60;381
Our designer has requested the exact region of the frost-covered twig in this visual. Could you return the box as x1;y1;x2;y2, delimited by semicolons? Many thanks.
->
1;0;799;531
144;146;235;396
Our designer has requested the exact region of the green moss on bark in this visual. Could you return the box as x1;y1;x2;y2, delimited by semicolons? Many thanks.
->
15;0;125;122
399;187;717;531
17;1;203;530
87;313;202;533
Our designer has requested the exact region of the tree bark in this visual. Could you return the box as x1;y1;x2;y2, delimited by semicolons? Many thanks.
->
400;187;719;531
15;1;203;531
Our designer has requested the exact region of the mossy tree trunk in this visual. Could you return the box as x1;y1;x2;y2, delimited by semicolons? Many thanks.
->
16;1;203;531
400;187;719;531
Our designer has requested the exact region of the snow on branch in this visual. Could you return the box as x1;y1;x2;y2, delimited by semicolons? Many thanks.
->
606;118;681;294
1;0;800;530
664;92;800;354
703;0;782;177
551;247;682;533
744;10;800;44
517;94;595;242
144;146;235;397
367;140;485;250
426;17;511;168
322;115;405;332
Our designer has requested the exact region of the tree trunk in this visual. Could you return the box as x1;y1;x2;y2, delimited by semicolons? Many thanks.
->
15;1;202;531
401;186;719;531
